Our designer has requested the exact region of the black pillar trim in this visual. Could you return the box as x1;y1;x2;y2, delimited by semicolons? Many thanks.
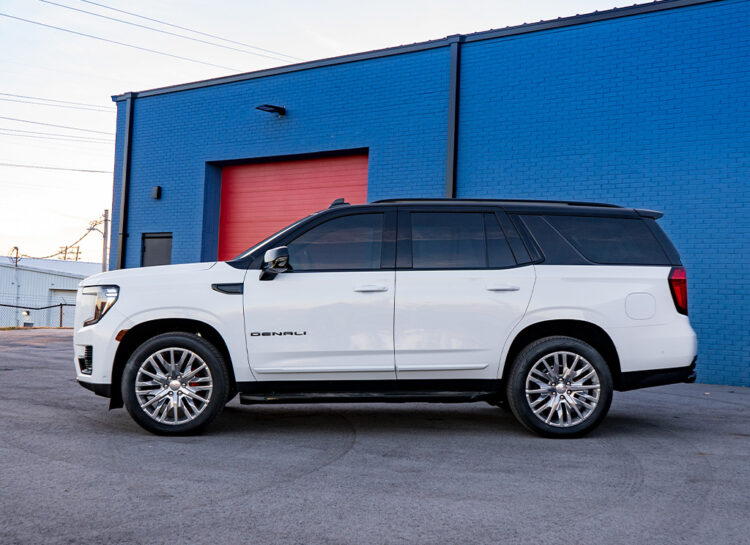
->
445;35;463;198
116;92;135;269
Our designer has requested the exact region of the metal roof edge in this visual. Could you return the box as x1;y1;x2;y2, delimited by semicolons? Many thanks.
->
460;0;724;44
112;37;456;101
0;262;94;280
111;0;726;102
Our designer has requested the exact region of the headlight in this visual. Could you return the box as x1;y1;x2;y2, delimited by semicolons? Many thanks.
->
80;285;119;327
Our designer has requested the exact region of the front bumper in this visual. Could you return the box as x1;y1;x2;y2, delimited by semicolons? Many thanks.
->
618;357;697;391
73;306;132;385
77;379;111;398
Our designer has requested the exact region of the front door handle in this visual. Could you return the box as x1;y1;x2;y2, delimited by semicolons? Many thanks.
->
486;284;520;292
354;285;389;293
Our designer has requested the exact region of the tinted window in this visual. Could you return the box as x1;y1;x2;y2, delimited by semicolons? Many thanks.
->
546;215;670;265
484;213;516;268
411;212;486;269
519;215;588;265
498;213;532;264
287;214;383;271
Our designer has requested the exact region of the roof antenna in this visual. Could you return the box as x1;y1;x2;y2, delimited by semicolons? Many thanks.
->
328;198;350;208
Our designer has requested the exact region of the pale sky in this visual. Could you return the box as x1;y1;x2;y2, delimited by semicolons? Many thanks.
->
0;0;623;264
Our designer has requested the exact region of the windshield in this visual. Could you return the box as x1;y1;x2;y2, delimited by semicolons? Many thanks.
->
229;212;321;261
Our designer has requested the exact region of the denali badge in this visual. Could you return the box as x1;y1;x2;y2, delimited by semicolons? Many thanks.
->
250;331;307;337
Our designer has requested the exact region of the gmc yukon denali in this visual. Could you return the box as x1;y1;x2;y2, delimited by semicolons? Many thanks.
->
74;199;697;437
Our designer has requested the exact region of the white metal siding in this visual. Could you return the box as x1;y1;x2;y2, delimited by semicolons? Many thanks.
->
0;264;87;327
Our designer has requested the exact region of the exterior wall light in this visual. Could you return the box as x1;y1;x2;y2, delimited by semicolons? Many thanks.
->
256;104;286;115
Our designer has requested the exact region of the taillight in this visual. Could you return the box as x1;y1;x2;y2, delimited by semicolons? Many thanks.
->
668;267;688;315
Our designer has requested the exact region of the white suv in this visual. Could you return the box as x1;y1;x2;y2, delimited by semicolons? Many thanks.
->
74;199;697;437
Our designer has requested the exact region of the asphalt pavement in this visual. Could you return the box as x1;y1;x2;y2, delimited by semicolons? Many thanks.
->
1;329;749;545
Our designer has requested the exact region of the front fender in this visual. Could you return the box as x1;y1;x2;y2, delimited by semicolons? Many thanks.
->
122;305;254;383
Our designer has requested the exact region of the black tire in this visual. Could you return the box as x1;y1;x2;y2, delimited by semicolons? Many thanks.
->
506;336;613;438
122;332;229;435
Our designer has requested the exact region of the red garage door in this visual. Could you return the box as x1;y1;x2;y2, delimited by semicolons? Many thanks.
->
218;154;369;260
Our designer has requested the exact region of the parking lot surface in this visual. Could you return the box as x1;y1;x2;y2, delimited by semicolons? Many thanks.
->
1;329;749;545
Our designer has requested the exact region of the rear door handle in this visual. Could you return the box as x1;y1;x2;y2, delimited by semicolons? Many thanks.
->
354;285;389;293
486;284;520;292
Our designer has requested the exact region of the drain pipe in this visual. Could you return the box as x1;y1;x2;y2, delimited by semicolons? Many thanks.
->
115;92;135;269
445;34;464;199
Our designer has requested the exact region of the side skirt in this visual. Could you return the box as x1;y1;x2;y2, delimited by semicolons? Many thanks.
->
236;379;504;405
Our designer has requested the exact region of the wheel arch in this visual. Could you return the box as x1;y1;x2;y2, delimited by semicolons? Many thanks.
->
109;318;237;409
501;319;622;389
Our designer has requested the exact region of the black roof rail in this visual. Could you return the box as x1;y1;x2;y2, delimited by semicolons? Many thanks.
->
373;198;622;208
328;198;350;208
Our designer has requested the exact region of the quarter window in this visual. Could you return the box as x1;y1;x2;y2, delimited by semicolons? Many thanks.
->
545;215;670;265
287;213;383;271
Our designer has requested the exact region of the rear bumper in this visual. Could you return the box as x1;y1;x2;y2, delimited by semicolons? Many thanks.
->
618;357;697;391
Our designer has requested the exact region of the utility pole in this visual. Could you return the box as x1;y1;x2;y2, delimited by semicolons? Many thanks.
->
87;210;110;271
102;209;109;272
10;247;20;326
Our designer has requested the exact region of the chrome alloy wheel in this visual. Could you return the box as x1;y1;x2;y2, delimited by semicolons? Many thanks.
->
135;348;214;425
524;351;600;428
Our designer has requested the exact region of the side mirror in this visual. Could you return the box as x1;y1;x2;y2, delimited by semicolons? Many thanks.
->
259;246;290;280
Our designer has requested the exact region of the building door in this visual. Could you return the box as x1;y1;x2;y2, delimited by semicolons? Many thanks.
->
218;153;368;261
49;289;77;327
142;233;172;267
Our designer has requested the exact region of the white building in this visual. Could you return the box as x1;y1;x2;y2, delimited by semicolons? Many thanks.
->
0;257;101;327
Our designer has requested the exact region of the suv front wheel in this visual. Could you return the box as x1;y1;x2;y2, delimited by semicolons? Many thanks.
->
122;332;229;435
506;336;613;438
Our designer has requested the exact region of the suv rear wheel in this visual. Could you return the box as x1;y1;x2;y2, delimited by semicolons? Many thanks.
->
506;336;613;438
122;332;229;435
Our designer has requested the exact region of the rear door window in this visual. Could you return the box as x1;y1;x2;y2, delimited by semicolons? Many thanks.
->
408;211;517;269
545;215;670;265
484;213;516;268
411;212;486;269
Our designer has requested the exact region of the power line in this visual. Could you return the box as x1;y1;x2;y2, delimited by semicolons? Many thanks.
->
0;131;114;144
21;222;101;259
1;178;108;190
80;0;304;61
0;12;239;71
0;127;114;141
0;92;112;109
0;131;112;144
0;116;112;135
0;162;112;173
0;97;113;112
40;0;293;63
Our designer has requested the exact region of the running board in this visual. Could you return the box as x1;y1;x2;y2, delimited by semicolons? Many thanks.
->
239;391;497;405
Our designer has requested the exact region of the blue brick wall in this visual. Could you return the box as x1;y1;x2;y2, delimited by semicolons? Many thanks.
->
457;0;750;386
110;0;750;386
110;48;450;268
